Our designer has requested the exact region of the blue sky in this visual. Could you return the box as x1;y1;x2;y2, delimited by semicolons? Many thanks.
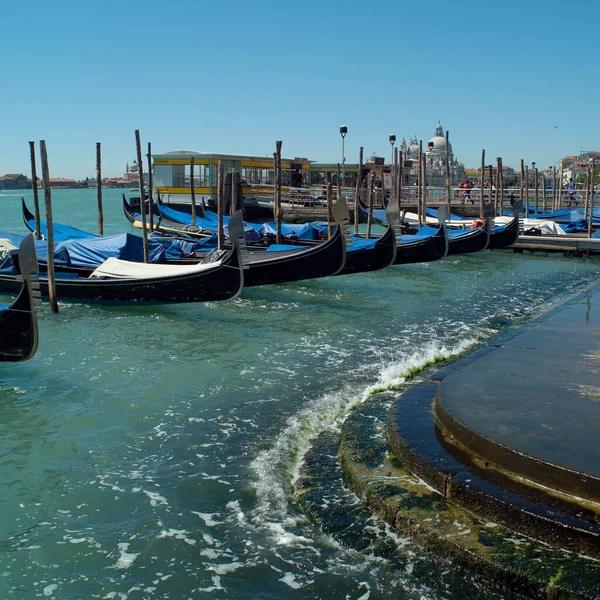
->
1;0;597;178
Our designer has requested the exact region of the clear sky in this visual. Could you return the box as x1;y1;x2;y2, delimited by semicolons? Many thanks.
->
1;0;598;179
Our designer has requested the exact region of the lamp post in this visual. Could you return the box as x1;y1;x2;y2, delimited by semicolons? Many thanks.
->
339;125;347;186
389;134;396;165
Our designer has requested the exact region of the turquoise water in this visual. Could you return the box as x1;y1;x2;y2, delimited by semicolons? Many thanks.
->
1;189;599;599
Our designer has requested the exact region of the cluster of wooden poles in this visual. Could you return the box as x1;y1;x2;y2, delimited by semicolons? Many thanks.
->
23;131;599;315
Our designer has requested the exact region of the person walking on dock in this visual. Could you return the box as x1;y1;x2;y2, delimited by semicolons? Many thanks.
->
461;180;473;204
567;178;576;206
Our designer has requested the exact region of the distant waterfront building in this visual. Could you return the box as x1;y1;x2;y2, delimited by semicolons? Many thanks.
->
0;173;31;190
560;151;600;184
400;122;466;187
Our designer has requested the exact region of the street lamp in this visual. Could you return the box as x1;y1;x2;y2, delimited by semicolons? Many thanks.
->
389;134;396;165
339;125;347;186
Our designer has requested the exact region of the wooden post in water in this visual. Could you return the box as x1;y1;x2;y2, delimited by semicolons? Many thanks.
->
418;141;424;227
190;156;197;227
497;157;504;215
422;145;428;223
520;159;525;215
28;141;41;240
542;169;548;214
354;147;363;234
525;166;530;213
534;167;539;215
146;142;154;231
367;172;374;238
134;130;149;263
398;150;403;210
39;140;58;313
487;164;494;213
326;172;333;238
217;161;224;250
445;130;451;214
394;147;399;207
480;150;485;218
558;162;564;209
589;158;595;239
232;171;241;215
584;168;590;237
274;141;282;245
552;166;557;211
96;142;104;236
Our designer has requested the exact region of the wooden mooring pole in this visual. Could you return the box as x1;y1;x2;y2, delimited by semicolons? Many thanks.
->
558;163;564;209
190;156;197;227
39;140;58;313
534;167;539;215
589;158;595;239
232;171;241;215
28;141;41;240
146;142;154;231
274;141;282;245
520;159;525;217
487;164;494;211
354;147;363;234
134;130;149;263
552;166;557;211
480;150;485;218
445;130;451;214
497;157;504;216
398;150;403;210
525;166;530;214
96;142;104;236
326;172;333;238
394;147;399;208
418;141;423;227
217;161;224;250
367;172;374;238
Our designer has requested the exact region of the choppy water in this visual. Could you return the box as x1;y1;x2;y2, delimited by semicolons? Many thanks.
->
1;189;599;599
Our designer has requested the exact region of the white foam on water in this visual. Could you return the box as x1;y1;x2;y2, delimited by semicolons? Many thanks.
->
143;490;168;506
110;543;139;570
191;511;224;527
206;561;245;575
156;528;196;546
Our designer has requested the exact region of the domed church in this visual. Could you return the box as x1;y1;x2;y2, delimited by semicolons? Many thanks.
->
400;122;465;187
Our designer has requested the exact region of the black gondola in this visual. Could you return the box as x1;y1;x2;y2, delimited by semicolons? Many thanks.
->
447;220;490;255
339;224;396;275
488;216;519;250
2;214;246;304
395;225;448;265
0;234;40;361
25;199;348;289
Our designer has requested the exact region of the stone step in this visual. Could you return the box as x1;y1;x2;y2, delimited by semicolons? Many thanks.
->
339;396;600;599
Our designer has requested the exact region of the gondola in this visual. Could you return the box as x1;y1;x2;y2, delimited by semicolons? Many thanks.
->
395;225;448;265
24;199;348;288
0;234;40;361
447;220;489;255
2;214;246;304
488;216;519;249
360;196;489;256
338;224;396;275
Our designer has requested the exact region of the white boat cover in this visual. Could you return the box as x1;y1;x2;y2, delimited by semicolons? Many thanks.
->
90;257;222;279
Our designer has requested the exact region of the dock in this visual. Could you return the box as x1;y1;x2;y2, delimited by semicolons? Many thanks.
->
325;280;600;598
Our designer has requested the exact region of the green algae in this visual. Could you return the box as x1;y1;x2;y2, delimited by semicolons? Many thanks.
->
337;396;600;599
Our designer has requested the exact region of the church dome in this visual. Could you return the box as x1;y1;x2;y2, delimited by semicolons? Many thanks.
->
426;122;452;156
407;136;420;159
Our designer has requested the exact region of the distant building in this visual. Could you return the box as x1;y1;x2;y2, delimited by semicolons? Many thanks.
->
0;173;31;189
560;151;600;183
47;178;77;188
400;122;466;186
